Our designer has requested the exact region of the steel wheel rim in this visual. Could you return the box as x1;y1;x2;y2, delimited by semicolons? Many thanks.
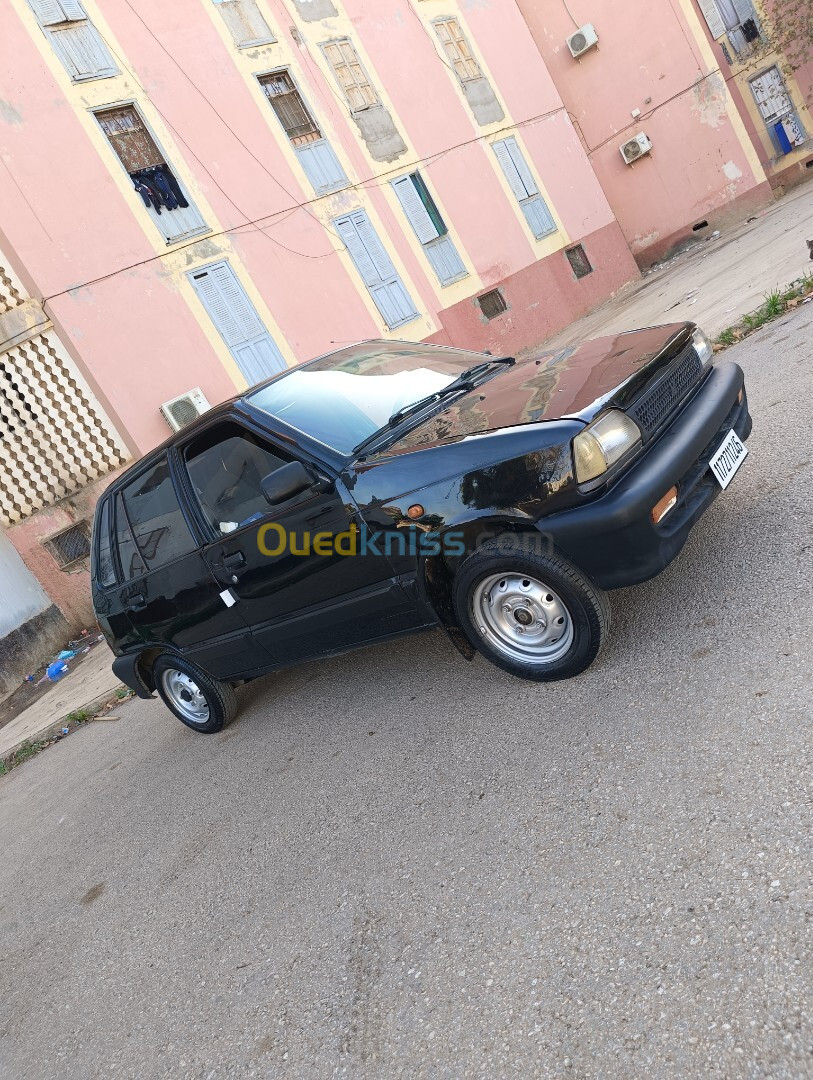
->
471;573;574;665
161;669;210;725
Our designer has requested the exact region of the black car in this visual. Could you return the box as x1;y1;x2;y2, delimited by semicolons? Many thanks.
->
92;323;751;732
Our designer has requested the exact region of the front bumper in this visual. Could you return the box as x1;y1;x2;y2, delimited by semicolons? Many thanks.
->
537;361;751;589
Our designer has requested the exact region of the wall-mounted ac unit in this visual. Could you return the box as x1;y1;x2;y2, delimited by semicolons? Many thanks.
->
160;387;211;432
620;133;653;165
567;24;599;58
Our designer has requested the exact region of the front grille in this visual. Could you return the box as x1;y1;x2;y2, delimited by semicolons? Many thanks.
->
630;347;703;437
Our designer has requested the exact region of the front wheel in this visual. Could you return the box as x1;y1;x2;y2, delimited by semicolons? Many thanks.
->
153;654;238;733
453;537;610;681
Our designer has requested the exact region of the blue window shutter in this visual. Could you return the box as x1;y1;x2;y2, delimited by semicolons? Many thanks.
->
334;211;418;328
494;137;555;240
334;216;380;287
351;211;401;283
391;176;440;244
49;23;117;79
30;0;71;23
424;235;467;285
696;0;726;38
493;138;530;201
521;196;556;239
190;262;286;384
505;139;539;198
296;140;347;194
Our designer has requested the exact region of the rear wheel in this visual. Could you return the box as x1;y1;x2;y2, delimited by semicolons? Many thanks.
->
454;537;610;681
153;654;238;733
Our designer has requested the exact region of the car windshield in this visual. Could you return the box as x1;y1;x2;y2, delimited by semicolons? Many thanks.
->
246;343;494;454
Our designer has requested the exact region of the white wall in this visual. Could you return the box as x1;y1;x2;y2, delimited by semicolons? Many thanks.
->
0;529;51;637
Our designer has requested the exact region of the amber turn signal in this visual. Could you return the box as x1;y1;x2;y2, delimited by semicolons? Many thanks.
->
651;486;678;524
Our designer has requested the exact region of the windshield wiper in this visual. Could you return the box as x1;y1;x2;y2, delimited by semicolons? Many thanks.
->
387;357;515;429
353;356;515;457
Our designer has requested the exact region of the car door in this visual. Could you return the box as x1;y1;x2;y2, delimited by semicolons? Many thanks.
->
113;453;272;679
178;418;425;664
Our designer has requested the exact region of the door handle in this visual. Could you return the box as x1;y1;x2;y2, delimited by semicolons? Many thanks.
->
126;594;147;612
223;551;246;570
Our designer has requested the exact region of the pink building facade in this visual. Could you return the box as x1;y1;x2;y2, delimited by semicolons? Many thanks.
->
0;0;638;662
519;0;813;266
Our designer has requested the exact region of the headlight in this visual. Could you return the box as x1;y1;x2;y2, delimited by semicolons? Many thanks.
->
573;410;642;484
691;326;714;367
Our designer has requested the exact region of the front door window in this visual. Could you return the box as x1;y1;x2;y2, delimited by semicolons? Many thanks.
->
184;424;293;535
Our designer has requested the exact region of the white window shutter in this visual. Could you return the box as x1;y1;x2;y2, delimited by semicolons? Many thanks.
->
201;265;264;346
50;24;117;79
29;0;71;26
493;139;529;203
521;196;556;240
425;235;467;285
59;0;87;19
391;176;440;245
335;216;380;287
215;0;274;46
731;0;757;24
696;0;726;39
233;341;285;385
505;139;538;198
335;212;418;327
296;141;347;194
352;212;399;284
191;262;286;383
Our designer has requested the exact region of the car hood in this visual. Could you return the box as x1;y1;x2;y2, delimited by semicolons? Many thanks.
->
389;322;694;452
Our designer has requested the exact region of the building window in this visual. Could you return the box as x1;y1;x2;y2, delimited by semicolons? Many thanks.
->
44;521;91;570
258;71;347;193
696;0;763;57
391;172;467;287
322;39;379;113
433;17;483;84
27;0;117;82
566;245;593;280
477;289;507;320
492;136;556;241
333;210;419;329
189;262;287;386
749;67;807;156
96;106;207;245
212;0;275;47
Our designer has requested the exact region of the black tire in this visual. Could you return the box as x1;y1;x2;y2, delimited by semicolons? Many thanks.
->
152;654;238;733
453;536;610;682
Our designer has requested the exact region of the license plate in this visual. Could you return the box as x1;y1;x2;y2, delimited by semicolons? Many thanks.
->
709;429;748;489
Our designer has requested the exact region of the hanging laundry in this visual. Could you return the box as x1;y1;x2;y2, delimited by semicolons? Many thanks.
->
130;166;189;213
132;175;162;213
149;168;180;211
160;167;189;209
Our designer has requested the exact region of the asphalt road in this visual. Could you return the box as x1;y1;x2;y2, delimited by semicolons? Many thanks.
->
2;311;812;1080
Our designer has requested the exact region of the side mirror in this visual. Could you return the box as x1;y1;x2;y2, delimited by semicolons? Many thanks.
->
261;461;314;506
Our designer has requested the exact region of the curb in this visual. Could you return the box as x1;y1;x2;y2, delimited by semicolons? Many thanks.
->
0;684;134;773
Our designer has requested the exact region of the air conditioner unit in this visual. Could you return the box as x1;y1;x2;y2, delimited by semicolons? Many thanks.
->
160;387;211;432
567;23;599;58
620;133;653;165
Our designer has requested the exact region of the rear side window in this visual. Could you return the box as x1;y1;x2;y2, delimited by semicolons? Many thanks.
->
115;494;145;581
121;456;196;571
93;498;116;588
